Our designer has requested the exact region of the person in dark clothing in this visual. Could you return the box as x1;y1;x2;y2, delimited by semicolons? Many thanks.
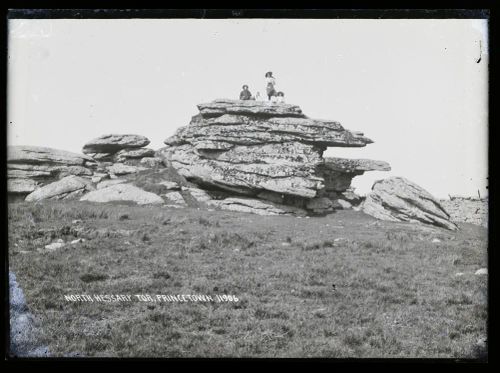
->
265;72;277;101
240;85;253;100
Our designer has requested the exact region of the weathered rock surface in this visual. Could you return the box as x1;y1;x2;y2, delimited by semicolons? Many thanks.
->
197;99;305;118
208;197;307;216
165;114;372;148
80;184;164;205
7;146;97;196
8;139;171;203
140;157;163;168
322;157;391;173
82;134;150;154
159;181;180;190
8;179;39;194
362;177;458;231
86;153;115;161
115;148;155;161
305;197;342;214
161;100;376;203
25;176;95;202
318;157;391;193
96;179;128;190
164;191;187;206
91;173;109;183
8;145;95;166
106;163;147;175
182;187;213;203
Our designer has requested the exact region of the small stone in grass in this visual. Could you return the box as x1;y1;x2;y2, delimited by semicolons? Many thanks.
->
432;238;441;243
44;242;65;251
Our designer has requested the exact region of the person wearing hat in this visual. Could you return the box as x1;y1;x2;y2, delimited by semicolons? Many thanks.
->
239;85;253;100
265;72;277;101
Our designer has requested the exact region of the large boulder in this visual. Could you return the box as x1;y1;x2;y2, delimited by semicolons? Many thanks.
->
82;134;150;154
160;100;375;202
80;184;164;205
362;177;458;231
25;175;95;202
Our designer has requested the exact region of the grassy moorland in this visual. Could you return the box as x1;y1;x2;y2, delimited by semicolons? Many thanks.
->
8;201;487;358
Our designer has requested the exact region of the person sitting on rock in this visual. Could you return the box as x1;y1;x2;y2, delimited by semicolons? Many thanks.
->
254;91;262;101
276;91;285;103
265;72;277;101
240;85;253;100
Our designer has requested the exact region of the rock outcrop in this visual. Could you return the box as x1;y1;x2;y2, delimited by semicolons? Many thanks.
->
7;134;169;202
362;177;458;231
7;146;97;199
160;99;389;214
8;102;398;218
82;134;164;177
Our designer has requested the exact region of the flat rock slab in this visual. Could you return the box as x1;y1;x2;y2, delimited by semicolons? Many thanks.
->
362;177;458;231
25;175;95;202
80;184;164;205
8;164;94;180
323;157;391;173
82;134;150;154
197;99;305;118
8;145;95;166
208;197;307;216
166;114;372;148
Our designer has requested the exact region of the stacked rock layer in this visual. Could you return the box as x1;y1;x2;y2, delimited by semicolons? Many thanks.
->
160;99;390;213
7;146;98;199
7;135;166;202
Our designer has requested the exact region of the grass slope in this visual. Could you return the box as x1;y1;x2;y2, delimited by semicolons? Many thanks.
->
8;201;487;358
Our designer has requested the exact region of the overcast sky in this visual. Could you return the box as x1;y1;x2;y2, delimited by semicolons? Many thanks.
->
7;18;488;198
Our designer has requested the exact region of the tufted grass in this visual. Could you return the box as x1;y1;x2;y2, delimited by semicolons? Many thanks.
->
8;201;488;358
